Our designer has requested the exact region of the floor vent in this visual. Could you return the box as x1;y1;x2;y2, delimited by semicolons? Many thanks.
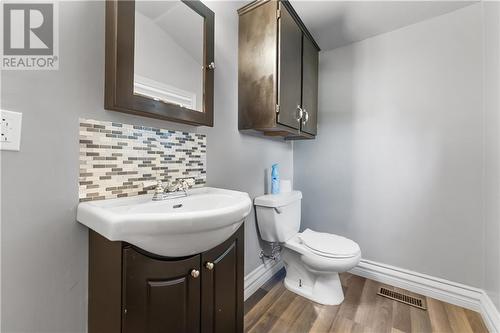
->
377;287;427;310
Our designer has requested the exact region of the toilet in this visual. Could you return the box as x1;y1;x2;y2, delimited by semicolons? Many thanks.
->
254;191;361;305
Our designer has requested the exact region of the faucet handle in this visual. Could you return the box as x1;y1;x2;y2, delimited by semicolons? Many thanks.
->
165;180;179;193
151;180;169;201
154;180;165;193
180;178;195;191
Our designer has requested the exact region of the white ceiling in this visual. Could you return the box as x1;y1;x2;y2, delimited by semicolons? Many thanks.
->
289;1;477;51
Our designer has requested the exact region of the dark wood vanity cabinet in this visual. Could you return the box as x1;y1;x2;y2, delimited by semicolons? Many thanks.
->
201;232;244;333
89;226;244;333
238;0;320;140
122;249;201;333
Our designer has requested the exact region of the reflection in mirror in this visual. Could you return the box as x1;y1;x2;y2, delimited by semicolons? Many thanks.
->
134;1;204;112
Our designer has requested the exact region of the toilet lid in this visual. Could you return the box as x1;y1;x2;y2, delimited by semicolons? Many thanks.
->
298;229;360;258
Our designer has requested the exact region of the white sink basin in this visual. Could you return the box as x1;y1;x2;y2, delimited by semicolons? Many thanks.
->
77;187;252;257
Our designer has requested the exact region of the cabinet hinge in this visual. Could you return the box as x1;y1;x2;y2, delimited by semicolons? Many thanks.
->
275;104;280;114
276;9;281;19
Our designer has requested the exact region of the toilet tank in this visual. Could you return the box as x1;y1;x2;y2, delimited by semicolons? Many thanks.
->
254;191;302;243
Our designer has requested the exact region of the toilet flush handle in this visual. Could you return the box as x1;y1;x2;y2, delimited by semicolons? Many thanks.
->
274;207;283;214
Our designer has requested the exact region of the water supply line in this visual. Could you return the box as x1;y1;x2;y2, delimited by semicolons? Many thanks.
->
259;242;282;261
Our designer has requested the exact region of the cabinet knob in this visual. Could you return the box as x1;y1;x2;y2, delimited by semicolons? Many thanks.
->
205;262;215;270
208;62;216;70
302;109;309;125
190;269;200;278
296;105;304;122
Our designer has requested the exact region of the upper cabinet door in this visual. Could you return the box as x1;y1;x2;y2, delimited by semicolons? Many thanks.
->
238;0;278;131
277;3;303;130
301;35;319;135
122;248;201;333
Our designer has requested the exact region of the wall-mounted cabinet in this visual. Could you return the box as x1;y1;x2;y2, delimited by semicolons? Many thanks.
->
88;226;244;333
238;0;320;140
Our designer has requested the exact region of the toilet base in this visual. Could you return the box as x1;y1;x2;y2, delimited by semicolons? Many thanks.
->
283;271;344;305
282;248;347;305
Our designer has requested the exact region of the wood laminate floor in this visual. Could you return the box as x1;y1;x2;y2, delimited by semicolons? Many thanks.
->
244;269;488;333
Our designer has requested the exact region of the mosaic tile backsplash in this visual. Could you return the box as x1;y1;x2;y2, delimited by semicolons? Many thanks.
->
79;119;206;202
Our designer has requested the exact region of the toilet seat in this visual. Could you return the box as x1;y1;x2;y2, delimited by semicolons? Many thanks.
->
283;232;361;275
298;229;360;259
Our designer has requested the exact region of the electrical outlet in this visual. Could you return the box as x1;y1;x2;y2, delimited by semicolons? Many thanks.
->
0;110;22;151
1;117;12;142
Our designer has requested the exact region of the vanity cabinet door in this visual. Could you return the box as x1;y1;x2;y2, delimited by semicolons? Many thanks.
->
122;247;201;333
201;227;244;333
277;3;303;130
301;35;319;135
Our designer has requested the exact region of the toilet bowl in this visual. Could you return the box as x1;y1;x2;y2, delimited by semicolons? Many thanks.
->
282;230;361;305
254;191;361;305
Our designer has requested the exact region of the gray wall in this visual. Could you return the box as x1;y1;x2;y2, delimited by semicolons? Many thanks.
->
294;4;485;288
0;1;292;332
484;1;500;311
201;1;293;277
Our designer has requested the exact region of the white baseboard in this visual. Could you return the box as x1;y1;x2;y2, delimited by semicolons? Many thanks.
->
480;291;500;333
350;259;483;311
244;259;284;301
350;259;500;333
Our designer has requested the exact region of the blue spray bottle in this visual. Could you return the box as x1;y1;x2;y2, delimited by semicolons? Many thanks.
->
271;164;280;194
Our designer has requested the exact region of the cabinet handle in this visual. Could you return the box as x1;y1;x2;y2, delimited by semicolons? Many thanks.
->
296;105;304;122
205;262;215;270
190;269;200;278
302;109;309;125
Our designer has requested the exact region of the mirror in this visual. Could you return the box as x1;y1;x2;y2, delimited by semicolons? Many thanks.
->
134;2;204;112
105;0;214;126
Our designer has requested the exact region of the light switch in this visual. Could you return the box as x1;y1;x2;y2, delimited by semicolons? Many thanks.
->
0;110;22;151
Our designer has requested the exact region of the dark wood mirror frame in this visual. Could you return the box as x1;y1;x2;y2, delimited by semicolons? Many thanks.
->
105;0;215;127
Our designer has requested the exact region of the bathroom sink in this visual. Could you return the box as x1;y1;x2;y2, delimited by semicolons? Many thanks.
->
77;187;252;257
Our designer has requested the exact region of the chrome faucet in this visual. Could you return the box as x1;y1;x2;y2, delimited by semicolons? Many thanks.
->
145;178;196;201
151;180;169;201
